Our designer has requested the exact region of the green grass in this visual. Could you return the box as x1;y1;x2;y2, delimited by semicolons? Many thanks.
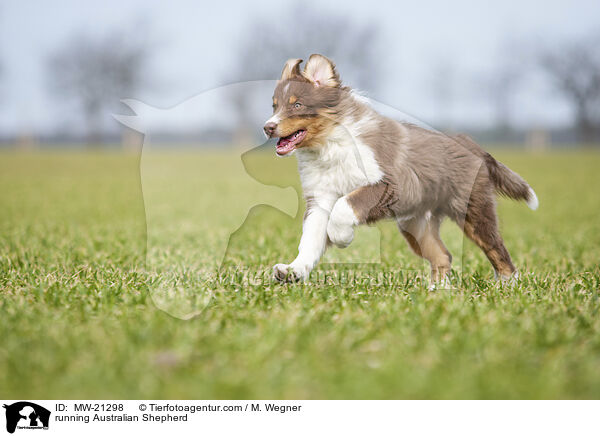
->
1;147;599;399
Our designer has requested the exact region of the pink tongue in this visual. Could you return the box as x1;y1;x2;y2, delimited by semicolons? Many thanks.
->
277;134;294;146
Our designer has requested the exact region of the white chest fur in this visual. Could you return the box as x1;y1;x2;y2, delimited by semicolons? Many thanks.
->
296;125;384;201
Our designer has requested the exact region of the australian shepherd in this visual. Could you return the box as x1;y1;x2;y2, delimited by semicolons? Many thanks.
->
264;54;538;286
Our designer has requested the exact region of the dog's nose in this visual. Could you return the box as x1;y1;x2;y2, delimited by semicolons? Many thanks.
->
264;122;277;137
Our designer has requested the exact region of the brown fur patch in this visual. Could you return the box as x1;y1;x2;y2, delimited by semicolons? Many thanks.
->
462;201;516;277
275;113;336;149
346;183;396;224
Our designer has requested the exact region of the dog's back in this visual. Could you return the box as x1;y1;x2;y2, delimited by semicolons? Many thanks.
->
368;123;538;221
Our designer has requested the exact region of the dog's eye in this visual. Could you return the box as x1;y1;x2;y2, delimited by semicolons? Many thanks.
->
293;102;302;109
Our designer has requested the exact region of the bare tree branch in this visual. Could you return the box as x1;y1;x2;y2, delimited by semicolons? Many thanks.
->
429;59;457;130
538;36;600;143
47;31;151;144
479;41;527;135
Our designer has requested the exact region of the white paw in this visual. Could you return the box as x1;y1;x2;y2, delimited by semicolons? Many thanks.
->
327;221;354;248
272;263;308;283
327;197;358;248
495;269;520;283
428;276;452;291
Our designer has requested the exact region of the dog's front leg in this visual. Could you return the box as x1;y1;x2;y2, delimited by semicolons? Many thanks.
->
327;183;392;248
273;196;336;282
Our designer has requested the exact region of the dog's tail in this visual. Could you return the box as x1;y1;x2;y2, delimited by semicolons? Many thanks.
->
454;134;539;210
485;155;538;210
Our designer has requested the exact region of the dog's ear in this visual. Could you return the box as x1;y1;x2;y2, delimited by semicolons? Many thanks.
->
280;58;303;81
302;54;340;88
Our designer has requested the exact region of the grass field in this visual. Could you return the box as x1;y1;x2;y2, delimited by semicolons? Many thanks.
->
1;147;599;399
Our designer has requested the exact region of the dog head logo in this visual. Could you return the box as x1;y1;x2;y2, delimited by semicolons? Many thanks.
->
114;82;300;319
113;79;475;317
3;402;50;434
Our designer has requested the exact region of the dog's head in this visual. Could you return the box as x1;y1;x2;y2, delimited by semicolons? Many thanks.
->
264;54;345;155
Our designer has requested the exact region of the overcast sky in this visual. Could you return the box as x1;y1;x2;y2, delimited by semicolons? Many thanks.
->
1;0;599;136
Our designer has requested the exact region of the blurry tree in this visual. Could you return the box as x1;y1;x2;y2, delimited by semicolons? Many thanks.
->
485;65;521;135
227;3;382;143
485;43;525;135
429;59;457;130
47;31;151;144
538;36;600;143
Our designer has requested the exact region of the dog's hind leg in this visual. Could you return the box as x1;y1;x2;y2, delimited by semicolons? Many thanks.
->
399;214;452;285
459;196;516;280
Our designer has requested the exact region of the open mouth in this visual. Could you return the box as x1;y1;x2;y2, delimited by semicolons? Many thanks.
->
276;129;307;155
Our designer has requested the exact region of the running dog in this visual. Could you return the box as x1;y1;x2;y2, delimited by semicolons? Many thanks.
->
264;54;538;285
